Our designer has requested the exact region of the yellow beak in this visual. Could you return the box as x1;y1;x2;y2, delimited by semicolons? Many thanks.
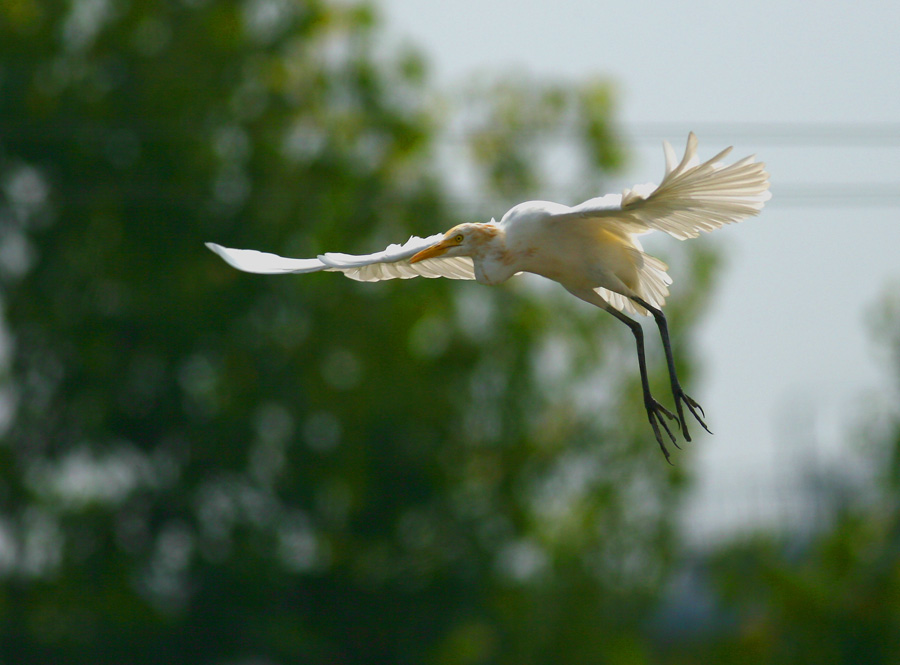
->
409;237;454;263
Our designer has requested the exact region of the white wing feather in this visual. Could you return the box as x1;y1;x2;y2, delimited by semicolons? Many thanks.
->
205;243;326;274
319;233;476;281
562;132;771;240
206;235;476;282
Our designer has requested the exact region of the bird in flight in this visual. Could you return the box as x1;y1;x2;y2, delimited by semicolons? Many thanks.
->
207;133;770;461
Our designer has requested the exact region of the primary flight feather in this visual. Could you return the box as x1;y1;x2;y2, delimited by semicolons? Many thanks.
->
207;133;771;461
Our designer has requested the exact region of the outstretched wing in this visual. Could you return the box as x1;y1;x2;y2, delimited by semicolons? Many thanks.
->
205;243;327;274
206;234;476;282
561;132;771;240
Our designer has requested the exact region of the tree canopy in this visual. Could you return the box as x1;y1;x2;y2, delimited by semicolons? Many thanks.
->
0;1;715;663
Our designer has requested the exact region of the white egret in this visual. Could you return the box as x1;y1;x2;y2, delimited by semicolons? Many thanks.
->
207;133;771;461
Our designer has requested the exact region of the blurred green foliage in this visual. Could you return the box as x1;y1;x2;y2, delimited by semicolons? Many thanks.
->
0;1;716;663
8;1;900;664
653;291;900;665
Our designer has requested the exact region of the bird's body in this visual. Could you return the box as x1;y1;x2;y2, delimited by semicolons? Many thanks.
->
495;202;662;300
207;133;771;461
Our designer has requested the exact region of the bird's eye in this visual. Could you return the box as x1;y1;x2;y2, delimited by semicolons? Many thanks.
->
454;234;464;243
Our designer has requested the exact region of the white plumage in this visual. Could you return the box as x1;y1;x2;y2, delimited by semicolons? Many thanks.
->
207;133;771;461
206;233;477;281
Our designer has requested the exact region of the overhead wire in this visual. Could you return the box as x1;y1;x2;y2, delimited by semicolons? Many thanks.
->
2;122;899;207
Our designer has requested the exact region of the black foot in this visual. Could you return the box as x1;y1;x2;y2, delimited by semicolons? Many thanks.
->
645;398;680;463
673;389;711;442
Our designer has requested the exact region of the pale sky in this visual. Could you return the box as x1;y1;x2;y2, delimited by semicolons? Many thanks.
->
377;0;900;542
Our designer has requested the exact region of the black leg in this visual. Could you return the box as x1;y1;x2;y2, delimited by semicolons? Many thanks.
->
631;297;711;441
605;305;680;462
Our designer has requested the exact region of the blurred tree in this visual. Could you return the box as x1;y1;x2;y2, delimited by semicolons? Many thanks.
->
0;1;713;663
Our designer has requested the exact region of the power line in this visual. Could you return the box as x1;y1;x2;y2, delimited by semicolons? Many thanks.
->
3;121;900;146
768;185;900;207
621;122;900;145
3;122;899;207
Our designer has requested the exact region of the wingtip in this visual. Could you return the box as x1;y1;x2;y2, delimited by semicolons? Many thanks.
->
666;131;700;177
663;140;678;175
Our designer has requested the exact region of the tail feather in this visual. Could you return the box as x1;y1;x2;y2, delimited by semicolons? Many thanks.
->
596;247;672;316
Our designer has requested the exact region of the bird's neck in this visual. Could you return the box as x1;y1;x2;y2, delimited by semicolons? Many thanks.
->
469;225;516;286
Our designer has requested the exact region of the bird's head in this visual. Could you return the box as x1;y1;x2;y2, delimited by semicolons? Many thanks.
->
409;223;499;263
